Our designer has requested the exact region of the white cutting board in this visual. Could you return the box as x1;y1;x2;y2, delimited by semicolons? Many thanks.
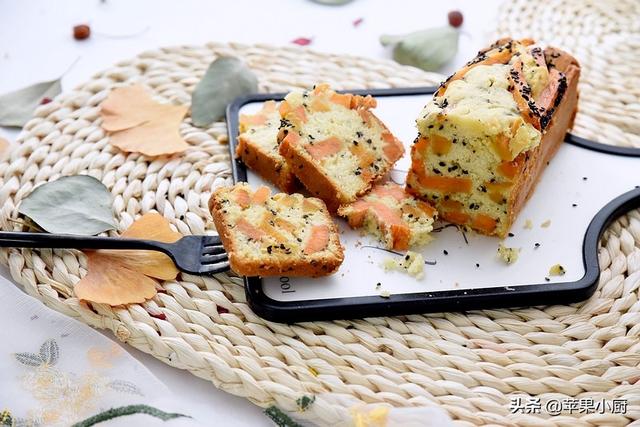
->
230;90;639;321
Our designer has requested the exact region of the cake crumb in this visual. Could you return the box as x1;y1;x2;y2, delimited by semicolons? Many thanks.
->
497;243;520;265
549;264;566;276
524;219;533;229
541;219;551;228
381;251;425;279
217;134;229;144
379;290;391;298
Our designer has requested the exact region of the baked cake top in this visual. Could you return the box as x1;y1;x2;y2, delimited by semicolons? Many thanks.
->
419;39;568;162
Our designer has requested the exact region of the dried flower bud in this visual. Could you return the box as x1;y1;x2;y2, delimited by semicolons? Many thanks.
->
448;10;463;28
73;24;91;40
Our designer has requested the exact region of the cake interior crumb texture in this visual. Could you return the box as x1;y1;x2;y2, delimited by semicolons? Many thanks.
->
338;182;437;250
278;83;404;211
381;251;425;279
406;38;580;237
209;183;344;277
236;100;297;192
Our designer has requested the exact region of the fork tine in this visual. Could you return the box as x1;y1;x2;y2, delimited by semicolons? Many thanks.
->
201;245;226;255
202;235;222;246
199;261;230;274
201;253;228;264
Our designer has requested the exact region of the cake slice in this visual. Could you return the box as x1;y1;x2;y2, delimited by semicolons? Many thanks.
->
338;183;437;251
278;83;405;212
236;101;297;192
406;38;580;237
209;183;344;277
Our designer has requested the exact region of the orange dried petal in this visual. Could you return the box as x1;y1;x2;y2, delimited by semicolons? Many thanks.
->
74;213;182;305
75;252;158;305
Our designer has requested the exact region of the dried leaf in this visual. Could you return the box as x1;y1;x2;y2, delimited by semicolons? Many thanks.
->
191;57;258;127
291;37;313;46
380;26;459;71
100;85;189;156
0;79;62;127
18;175;117;235
74;213;181;305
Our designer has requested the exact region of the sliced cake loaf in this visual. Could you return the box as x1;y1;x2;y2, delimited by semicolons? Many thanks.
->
406;38;580;237
236;101;297;192
338;183;437;251
277;83;405;212
209;183;344;277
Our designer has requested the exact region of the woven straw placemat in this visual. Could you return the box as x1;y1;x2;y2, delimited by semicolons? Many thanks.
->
1;1;639;425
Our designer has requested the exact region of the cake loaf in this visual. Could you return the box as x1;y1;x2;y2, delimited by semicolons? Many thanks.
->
406;38;580;237
278;83;404;212
236;101;297;192
209;183;344;277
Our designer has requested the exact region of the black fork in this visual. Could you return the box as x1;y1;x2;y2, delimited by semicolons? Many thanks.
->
0;232;229;275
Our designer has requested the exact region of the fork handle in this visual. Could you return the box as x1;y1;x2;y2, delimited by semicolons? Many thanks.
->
0;231;169;252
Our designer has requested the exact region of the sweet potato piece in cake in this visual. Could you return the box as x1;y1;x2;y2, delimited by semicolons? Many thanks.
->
277;83;404;212
338;183;437;251
236;101;298;192
406;38;580;237
209;183;344;277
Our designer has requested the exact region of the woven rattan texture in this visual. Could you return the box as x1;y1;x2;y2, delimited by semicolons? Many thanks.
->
1;2;639;424
495;0;640;148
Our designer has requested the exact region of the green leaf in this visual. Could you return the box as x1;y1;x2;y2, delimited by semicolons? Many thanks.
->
18;175;117;235
191;57;258;127
296;395;315;412
380;26;459;71
264;406;303;427
0;79;62;128
72;404;188;427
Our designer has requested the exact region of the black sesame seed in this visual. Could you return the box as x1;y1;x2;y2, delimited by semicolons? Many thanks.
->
508;232;514;237
572;203;577;207
443;250;448;255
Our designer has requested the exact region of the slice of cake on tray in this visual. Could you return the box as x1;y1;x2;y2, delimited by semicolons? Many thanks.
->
406;38;580;237
277;83;405;212
236;100;298;192
338;182;437;251
209;183;344;277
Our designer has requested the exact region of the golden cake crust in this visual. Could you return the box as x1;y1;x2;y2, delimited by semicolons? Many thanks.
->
235;101;298;193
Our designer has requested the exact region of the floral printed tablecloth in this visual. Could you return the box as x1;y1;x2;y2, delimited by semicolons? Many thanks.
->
0;276;203;427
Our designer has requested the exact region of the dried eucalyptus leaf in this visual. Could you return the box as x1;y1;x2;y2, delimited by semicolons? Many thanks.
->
18;175;117;235
191;57;258;127
0;79;62;127
380;26;459;71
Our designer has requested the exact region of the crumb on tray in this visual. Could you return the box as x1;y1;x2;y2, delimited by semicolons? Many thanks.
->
549;264;566;276
524;219;533;229
541;219;551;228
381;250;425;279
497;243;520;265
